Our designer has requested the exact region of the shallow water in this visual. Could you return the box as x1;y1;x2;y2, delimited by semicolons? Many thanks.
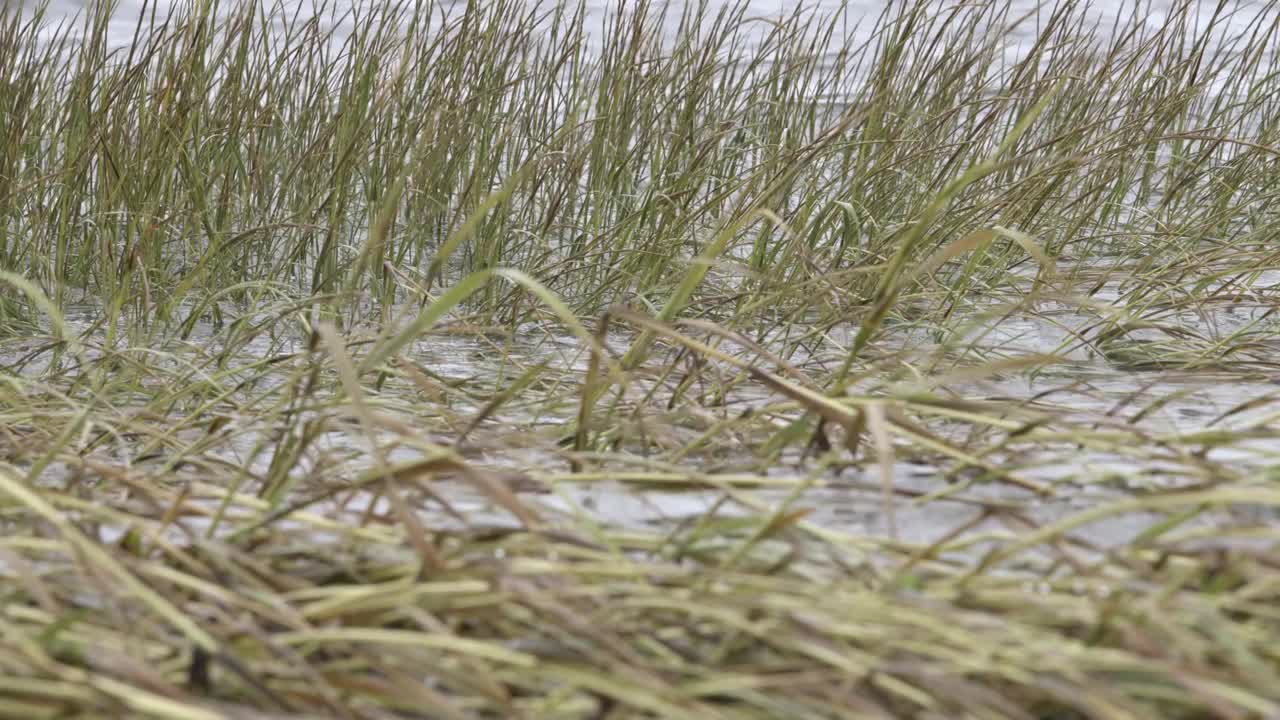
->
2;277;1276;581
20;280;1271;551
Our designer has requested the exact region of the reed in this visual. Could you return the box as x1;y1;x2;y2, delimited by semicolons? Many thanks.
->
1;0;1278;716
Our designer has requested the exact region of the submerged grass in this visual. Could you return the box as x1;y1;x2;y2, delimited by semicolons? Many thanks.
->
2;0;1280;716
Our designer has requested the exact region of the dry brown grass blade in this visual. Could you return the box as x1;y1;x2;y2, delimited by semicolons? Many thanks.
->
0;465;219;653
865;401;897;541
606;305;864;450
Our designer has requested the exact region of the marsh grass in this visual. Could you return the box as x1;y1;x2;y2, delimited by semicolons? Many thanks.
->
2;0;1280;716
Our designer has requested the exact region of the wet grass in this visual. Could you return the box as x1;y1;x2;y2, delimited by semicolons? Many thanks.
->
2;0;1280;716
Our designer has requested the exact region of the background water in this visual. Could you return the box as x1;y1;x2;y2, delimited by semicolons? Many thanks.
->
14;0;1276;54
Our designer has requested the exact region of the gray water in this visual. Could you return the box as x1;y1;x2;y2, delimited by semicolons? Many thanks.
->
16;0;1276;53
21;268;1276;564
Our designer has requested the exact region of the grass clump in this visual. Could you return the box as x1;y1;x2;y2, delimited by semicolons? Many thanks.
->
2;0;1280;717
